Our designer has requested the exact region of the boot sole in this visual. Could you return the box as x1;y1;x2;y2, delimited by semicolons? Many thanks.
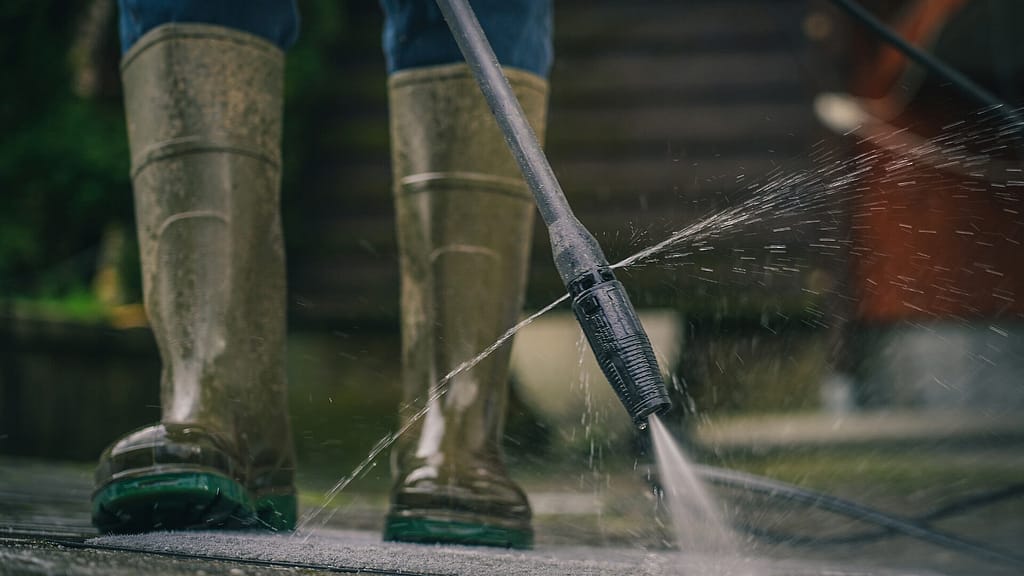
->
253;491;297;532
92;472;295;533
384;514;532;549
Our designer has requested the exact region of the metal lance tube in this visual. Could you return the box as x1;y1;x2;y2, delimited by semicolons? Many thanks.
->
435;0;672;427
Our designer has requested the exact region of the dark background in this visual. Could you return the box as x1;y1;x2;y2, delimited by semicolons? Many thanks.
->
2;0;1022;468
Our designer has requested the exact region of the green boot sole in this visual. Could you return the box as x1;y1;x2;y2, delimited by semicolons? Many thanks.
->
92;472;256;534
254;492;297;532
92;472;297;534
384;515;533;549
92;472;297;533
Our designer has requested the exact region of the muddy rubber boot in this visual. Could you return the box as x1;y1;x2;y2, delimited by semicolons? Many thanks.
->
383;64;548;549
91;24;296;534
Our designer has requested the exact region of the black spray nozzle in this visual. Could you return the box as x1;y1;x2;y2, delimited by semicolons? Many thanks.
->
569;267;672;428
435;0;672;428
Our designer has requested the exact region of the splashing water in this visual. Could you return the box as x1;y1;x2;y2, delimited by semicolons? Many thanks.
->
297;111;1023;541
649;414;751;576
294;293;569;535
616;109;1022;286
293;153;882;536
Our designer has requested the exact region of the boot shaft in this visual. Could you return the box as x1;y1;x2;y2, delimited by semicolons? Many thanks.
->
389;63;548;462
385;64;548;548
121;24;292;481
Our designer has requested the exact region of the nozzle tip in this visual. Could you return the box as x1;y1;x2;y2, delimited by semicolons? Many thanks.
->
569;267;673;430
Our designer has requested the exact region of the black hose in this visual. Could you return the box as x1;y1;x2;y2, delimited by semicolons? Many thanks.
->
920;482;1024;523
693;465;1024;569
740;482;1024;547
828;0;1024;133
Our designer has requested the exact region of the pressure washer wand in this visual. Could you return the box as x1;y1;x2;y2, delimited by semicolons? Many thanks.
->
436;0;672;428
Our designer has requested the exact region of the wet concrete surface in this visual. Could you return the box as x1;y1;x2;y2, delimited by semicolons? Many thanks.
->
2;416;1024;573
2;539;317;576
2;455;1015;569
2;532;946;576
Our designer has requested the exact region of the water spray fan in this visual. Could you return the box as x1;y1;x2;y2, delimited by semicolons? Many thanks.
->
436;0;672;428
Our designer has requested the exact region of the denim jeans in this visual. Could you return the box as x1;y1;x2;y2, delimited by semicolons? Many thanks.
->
380;0;551;77
117;0;301;53
118;0;552;77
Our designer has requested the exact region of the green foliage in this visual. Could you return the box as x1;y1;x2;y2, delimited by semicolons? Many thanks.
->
0;0;368;308
0;0;131;299
280;0;349;251
13;289;109;323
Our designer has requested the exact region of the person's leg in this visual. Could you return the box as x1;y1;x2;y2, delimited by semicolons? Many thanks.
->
380;0;551;77
380;0;552;549
92;0;299;534
117;0;298;52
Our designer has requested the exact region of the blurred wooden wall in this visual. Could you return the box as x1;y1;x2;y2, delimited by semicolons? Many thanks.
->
285;0;836;326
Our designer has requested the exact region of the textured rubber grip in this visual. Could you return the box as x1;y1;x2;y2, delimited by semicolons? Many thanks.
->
570;269;672;427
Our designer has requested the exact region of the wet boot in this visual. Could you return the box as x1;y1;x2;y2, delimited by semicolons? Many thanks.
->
383;64;548;549
91;24;296;533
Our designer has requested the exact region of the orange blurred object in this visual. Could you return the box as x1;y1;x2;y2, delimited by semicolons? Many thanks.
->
851;154;1023;322
847;0;1023;322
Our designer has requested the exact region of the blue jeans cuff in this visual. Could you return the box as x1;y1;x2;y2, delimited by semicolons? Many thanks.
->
118;0;300;53
381;0;553;78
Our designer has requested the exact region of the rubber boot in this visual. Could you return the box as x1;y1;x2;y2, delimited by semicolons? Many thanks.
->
91;24;296;533
383;64;548;549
